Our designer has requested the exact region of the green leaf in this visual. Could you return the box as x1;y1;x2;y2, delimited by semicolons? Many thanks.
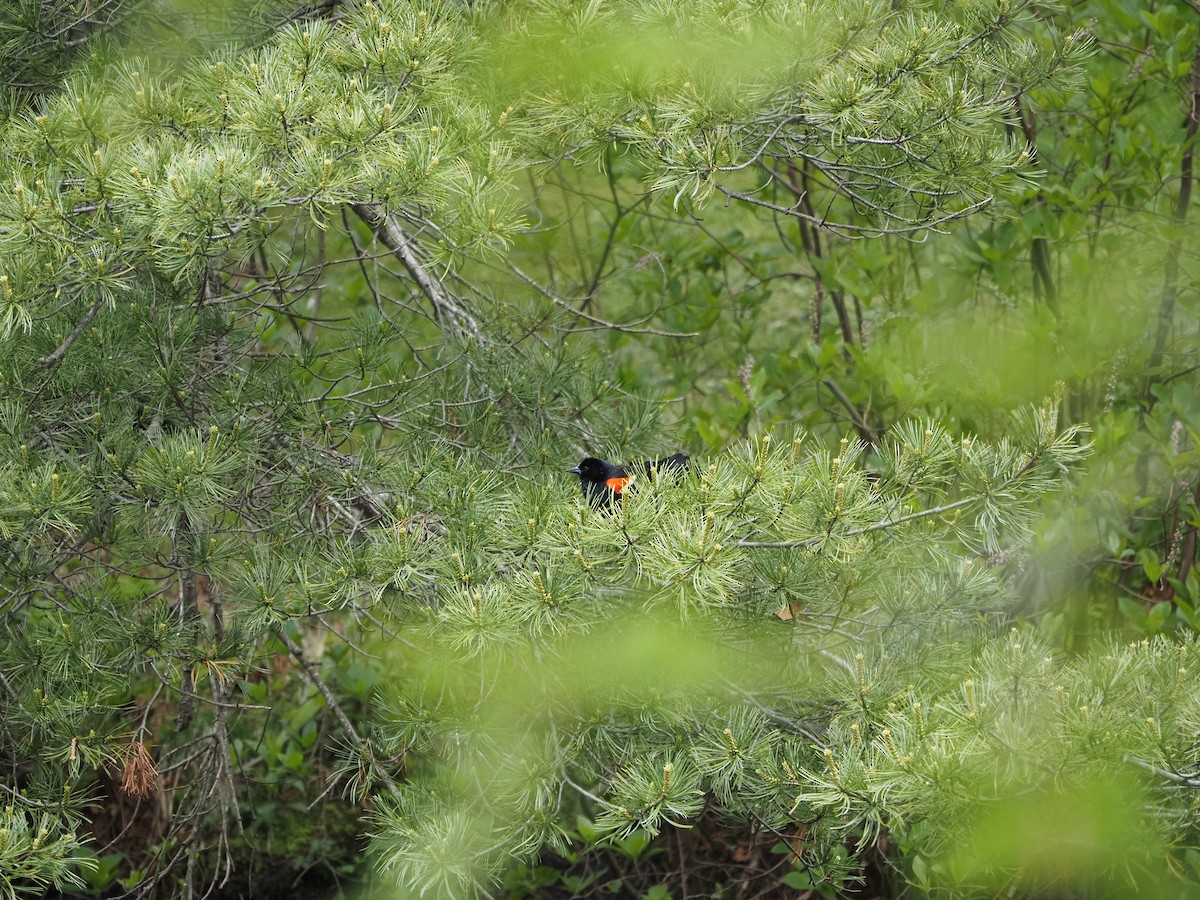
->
781;870;814;889
911;853;928;886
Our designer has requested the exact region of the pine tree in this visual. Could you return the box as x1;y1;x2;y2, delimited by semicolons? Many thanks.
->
0;2;1193;899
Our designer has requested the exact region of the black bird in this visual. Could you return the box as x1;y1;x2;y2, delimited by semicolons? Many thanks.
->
567;453;690;508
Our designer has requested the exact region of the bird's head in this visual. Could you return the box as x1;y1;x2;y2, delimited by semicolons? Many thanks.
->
567;457;614;484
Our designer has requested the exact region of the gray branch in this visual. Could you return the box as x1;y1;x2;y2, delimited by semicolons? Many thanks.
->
738;498;975;548
274;627;402;800
350;203;484;340
38;294;105;367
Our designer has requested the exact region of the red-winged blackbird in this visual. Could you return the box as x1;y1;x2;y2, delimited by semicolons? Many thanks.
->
567;453;690;508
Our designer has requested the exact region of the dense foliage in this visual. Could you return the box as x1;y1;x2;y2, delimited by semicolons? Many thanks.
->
1;0;1198;898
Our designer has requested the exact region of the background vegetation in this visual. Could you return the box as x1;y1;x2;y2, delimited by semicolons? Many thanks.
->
1;0;1199;898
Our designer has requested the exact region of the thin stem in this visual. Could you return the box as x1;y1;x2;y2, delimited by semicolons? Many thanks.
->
273;627;402;800
737;498;974;548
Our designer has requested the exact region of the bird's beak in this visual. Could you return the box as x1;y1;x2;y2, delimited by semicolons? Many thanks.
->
566;465;581;474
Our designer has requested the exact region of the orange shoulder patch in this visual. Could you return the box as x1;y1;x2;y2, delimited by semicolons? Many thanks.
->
605;476;634;494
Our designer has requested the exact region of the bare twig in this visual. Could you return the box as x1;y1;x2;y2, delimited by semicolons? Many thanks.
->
1145;35;1200;400
174;571;200;731
508;262;699;337
737;498;974;548
273;627;402;800
822;378;881;446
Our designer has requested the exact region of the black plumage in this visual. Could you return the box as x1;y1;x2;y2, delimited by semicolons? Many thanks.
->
566;453;690;508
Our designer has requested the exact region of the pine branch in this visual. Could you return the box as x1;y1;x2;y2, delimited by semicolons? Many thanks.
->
272;627;402;800
350;203;484;341
737;498;974;548
37;295;105;368
1124;754;1200;787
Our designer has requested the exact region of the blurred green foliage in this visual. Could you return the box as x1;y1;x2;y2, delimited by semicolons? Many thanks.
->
0;0;1199;897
